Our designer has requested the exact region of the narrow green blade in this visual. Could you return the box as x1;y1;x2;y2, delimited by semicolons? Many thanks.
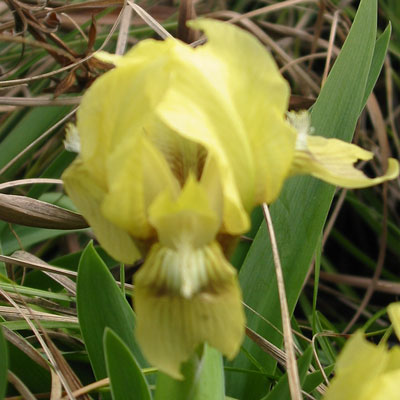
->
262;347;313;400
227;0;378;397
0;327;8;399
104;328;152;400
77;243;147;383
361;23;392;110
155;345;224;400
0;107;71;179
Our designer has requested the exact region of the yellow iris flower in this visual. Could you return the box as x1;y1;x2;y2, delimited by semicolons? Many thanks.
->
62;19;399;378
323;303;400;400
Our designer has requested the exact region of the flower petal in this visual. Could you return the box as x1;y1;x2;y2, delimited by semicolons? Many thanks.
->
387;303;400;342
76;40;176;178
101;134;179;239
134;241;245;379
364;370;400;400
145;117;207;186
200;155;224;226
323;331;388;400
96;37;177;67
157;20;297;231
386;347;400;373
156;30;254;234
148;174;220;248
63;123;80;153
291;135;399;188
62;159;140;263
190;19;296;204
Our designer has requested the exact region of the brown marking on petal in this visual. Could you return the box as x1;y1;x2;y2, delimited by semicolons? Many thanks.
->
217;233;240;258
196;145;207;180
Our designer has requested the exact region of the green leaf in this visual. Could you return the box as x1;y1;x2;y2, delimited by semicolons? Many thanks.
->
0;106;72;180
104;328;152;400
2;320;78;331
0;223;87;255
226;0;378;398
77;242;147;383
155;345;224;400
361;23;392;110
7;341;51;394
0;241;7;277
0;282;73;302
261;346;313;400
302;364;334;394
312;313;336;366
0;327;8;399
28;151;77;199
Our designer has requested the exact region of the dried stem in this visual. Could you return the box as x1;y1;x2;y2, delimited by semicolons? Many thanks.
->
263;203;302;400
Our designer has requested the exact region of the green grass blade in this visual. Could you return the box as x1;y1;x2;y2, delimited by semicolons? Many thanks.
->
77;242;147;384
226;0;378;398
361;23;392;110
310;1;377;135
1;320;78;331
0;223;87;255
104;328;152;400
155;345;225;400
0;282;72;301
261;347;312;400
7;342;51;394
302;365;334;394
0;327;8;398
0;107;72;179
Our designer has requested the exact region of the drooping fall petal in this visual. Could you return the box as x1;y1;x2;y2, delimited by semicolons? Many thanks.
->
135;241;244;379
134;177;244;378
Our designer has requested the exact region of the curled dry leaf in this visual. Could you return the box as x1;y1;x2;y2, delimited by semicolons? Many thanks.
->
0;193;88;230
43;11;61;32
54;67;78;98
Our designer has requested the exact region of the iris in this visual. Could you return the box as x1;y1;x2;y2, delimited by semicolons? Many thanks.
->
323;303;400;400
62;19;399;378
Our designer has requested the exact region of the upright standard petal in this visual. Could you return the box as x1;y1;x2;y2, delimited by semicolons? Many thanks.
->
190;19;297;205
157;20;297;233
62;160;141;263
145;117;207;186
76;39;177;179
157;37;253;234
